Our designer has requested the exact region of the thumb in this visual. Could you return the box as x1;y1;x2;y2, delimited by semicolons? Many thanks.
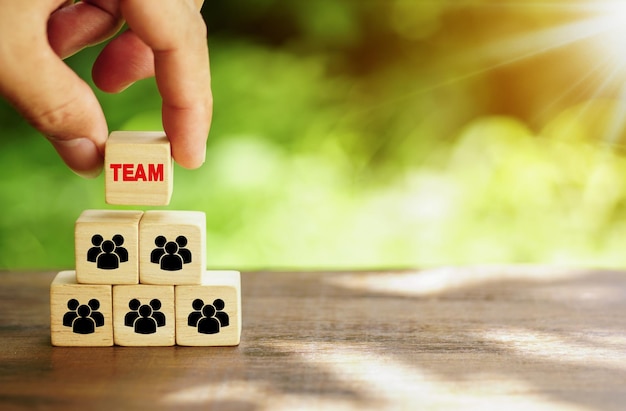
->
0;47;108;178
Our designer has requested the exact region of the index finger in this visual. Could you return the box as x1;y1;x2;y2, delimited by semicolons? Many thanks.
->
120;0;211;169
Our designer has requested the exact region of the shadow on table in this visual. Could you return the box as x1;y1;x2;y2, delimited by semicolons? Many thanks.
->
233;266;626;410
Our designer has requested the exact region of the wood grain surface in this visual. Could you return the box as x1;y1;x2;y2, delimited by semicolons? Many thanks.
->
1;267;625;410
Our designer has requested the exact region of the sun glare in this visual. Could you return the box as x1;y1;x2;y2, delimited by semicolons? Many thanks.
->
592;1;626;67
454;0;626;147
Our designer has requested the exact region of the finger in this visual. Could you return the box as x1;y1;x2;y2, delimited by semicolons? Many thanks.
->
118;0;212;169
0;1;108;177
0;47;107;177
92;0;204;92
48;1;123;58
92;30;155;93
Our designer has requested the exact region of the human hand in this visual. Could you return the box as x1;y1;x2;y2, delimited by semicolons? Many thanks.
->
0;0;211;177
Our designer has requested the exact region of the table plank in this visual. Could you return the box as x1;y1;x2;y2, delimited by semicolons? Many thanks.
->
1;267;625;410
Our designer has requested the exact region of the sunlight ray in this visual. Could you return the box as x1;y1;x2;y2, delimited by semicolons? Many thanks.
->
324;266;594;297
549;59;626;150
532;54;616;125
601;82;626;147
441;0;626;15
481;329;626;371
342;4;626;117
276;341;588;411
460;19;607;64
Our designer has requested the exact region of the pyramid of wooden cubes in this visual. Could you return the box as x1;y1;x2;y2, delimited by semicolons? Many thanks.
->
50;131;241;347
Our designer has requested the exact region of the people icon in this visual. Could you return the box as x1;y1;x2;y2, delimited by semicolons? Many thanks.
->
160;241;183;271
187;298;205;327
96;240;119;269
197;305;220;334
150;236;167;264
150;235;192;271
135;305;158;334
175;236;192;263
87;234;128;270
124;298;142;327
63;298;105;335
148;299;166;327
124;298;166;334
87;235;103;262
112;234;129;262
212;299;230;327
187;298;230;334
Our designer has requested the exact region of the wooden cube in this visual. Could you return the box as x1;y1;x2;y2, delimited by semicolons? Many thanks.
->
50;271;113;347
113;284;175;346
175;271;241;346
75;210;143;285
139;211;206;285
105;131;173;206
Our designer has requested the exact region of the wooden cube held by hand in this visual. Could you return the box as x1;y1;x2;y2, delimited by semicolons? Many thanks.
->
105;131;173;206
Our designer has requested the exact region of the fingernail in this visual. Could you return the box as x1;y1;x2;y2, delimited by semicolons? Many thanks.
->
191;146;207;169
49;137;104;178
199;146;206;166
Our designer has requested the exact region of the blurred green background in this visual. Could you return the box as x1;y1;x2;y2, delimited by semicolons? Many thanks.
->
3;0;626;270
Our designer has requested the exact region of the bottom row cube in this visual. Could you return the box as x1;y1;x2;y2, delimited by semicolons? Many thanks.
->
50;270;241;347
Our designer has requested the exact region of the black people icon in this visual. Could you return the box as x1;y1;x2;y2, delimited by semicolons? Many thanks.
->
87;234;129;270
63;298;105;334
124;298;166;335
150;235;192;271
187;298;230;335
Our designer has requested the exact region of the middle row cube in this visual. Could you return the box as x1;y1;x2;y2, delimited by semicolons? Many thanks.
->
75;210;206;285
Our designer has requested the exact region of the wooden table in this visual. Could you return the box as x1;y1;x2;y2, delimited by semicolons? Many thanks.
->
1;267;625;410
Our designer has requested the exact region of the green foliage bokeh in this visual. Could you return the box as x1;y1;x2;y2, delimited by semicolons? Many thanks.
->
3;0;626;270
